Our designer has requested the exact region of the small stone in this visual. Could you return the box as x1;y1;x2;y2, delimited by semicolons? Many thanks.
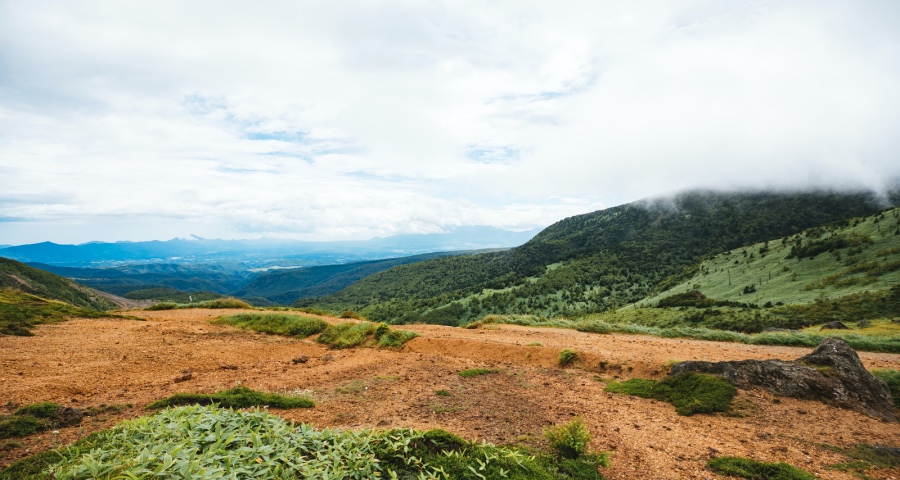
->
174;371;193;383
292;355;309;364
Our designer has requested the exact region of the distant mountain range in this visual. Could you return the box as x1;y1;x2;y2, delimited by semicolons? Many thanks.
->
0;226;541;268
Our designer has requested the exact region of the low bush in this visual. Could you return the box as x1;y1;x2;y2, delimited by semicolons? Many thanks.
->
605;373;736;416
213;313;327;337
708;456;815;480
0;402;82;439
559;349;579;367
197;297;253;309
317;322;417;349
144;302;178;310
544;418;591;459
146;386;314;410
1;405;609;479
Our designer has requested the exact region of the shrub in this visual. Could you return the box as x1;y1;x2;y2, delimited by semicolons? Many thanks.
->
213;313;327;337
606;373;736;416
0;416;44;440
13;402;61;419
340;310;364;319
559;349;579;367
544;418;591;459
317;322;417;349
318;322;377;348
197;297;253;309
147;386;314;410
144;302;179;310
377;329;419;348
708;456;815;480
458;368;497;378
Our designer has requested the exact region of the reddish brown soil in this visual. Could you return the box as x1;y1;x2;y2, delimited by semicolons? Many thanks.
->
2;308;899;479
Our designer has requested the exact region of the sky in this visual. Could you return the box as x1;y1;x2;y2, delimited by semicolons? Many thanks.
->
1;1;899;246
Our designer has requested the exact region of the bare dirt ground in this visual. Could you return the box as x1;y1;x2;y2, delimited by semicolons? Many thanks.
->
1;308;899;479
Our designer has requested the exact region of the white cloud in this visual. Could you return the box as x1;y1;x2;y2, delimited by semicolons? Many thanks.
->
0;0;898;244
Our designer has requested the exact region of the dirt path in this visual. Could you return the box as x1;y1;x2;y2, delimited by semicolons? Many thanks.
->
2;309;899;479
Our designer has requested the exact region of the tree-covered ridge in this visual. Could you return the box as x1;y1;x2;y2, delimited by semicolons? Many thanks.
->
300;190;892;324
0;257;115;311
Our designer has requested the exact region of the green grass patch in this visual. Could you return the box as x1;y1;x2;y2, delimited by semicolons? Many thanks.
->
1;405;608;479
459;368;498;378
558;349;579;367
871;369;900;408
708;456;815;480
317;321;417;349
144;301;178;310
0;402;83;440
146;386;314;410
605;373;736;416
212;313;327;337
0;290;122;336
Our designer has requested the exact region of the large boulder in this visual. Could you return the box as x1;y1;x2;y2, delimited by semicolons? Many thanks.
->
670;338;896;422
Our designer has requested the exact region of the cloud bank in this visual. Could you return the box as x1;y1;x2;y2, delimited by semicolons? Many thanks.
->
1;1;898;244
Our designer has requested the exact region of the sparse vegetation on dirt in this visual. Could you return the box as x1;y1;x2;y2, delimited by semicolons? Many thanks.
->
317;321;418;349
1;405;609;479
213;312;327;337
143;296;253;311
707;456;816;480
146;386;314;410
605;373;736;416
458;368;498;378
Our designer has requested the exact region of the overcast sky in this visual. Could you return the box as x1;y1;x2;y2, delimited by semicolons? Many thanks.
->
1;1;898;245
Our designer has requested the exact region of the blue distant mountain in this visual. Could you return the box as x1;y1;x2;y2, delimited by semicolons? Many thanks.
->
0;226;541;268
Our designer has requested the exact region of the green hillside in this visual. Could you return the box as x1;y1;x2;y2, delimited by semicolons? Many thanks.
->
0;257;116;310
234;251;479;304
641;207;900;307
300;190;892;325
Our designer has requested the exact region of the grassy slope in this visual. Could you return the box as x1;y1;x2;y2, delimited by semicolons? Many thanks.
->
0;290;122;336
0;257;115;310
304;191;891;325
638;207;900;308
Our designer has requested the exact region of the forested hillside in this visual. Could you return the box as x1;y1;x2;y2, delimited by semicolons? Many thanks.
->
0;257;116;310
234;250;484;304
299;190;895;324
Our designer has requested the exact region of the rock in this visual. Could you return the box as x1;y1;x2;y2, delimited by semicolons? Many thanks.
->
820;321;849;330
671;338;896;421
173;371;193;383
219;365;238;370
55;406;84;426
323;353;335;362
292;355;309;364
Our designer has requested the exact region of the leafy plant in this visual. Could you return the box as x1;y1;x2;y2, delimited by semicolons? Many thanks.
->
146;386;314;410
606;373;736;416
1;405;610;479
558;349;579;367
708;456;815;480
544;418;591;459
